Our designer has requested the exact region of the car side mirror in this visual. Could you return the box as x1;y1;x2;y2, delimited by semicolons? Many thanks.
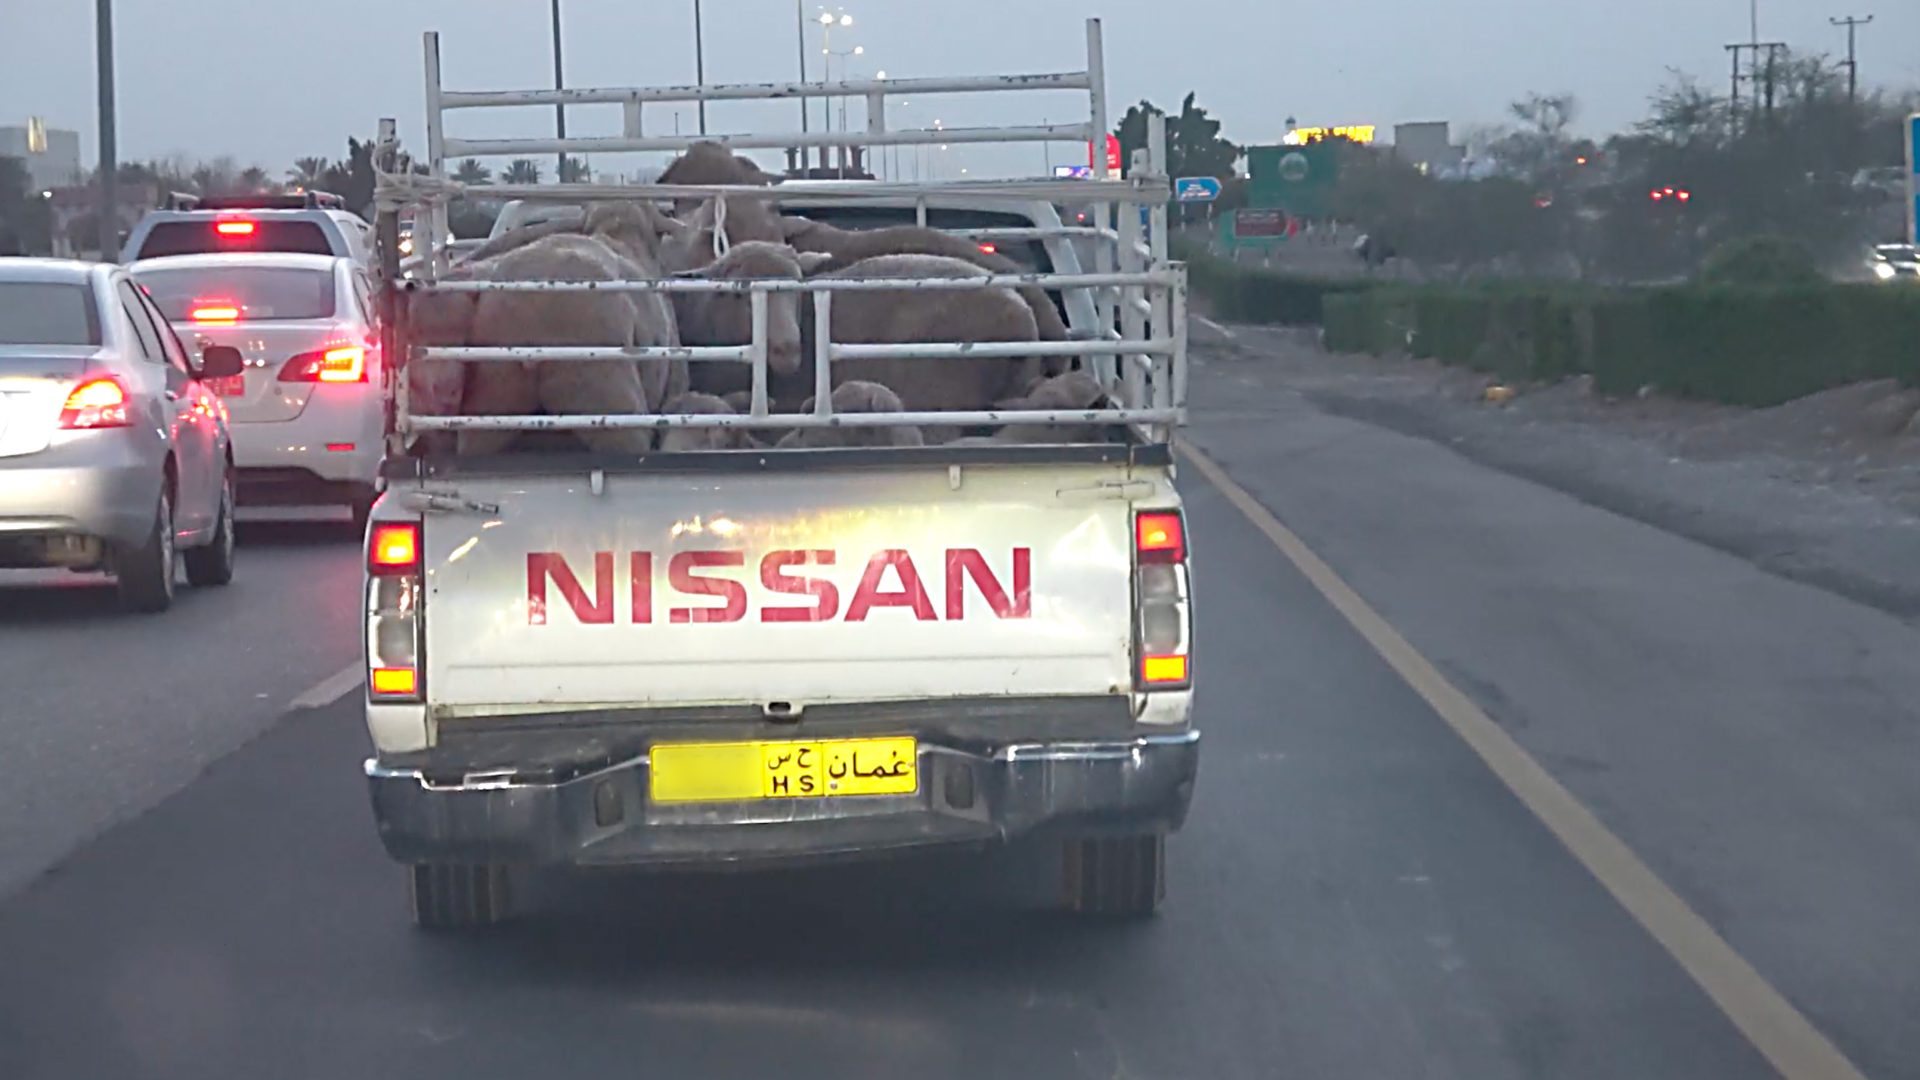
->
199;345;245;380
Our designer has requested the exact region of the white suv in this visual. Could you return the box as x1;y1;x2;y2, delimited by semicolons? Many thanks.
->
132;253;384;528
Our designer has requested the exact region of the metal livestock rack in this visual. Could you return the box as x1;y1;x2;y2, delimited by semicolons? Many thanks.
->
373;17;1186;452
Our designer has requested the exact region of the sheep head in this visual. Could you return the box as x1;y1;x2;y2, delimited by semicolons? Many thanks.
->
670;240;809;376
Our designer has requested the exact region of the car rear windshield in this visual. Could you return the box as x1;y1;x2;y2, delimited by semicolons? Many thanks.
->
135;266;337;322
133;220;334;259
0;283;103;346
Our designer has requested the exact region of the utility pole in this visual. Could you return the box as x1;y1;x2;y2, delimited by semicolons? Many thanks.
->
693;0;707;135
1723;40;1789;131
1831;15;1873;103
550;0;567;179
95;0;118;258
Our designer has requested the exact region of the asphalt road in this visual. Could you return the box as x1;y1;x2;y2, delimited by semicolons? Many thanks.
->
0;348;1914;1077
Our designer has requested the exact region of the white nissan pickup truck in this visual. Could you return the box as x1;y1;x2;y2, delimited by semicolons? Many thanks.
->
360;19;1197;928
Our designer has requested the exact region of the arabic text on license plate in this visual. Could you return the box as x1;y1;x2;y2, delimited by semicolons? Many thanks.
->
208;375;245;397
650;736;918;803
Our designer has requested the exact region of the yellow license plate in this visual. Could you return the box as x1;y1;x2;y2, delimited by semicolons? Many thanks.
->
650;736;918;804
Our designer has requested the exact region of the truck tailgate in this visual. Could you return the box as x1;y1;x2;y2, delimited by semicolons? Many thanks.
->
418;462;1150;716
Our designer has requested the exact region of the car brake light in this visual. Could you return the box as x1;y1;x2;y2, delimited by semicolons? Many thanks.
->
366;516;425;702
215;220;256;236
279;345;366;383
58;377;131;429
1133;509;1191;690
190;300;241;322
1135;511;1185;563
368;522;419;575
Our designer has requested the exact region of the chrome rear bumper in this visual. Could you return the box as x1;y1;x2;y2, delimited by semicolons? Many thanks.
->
365;730;1199;867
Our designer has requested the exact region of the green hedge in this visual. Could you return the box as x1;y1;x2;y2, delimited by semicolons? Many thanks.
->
1210;263;1920;407
1183;252;1368;327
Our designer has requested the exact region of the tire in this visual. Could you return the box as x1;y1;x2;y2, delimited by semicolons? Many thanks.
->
115;487;176;614
409;864;513;930
183;470;236;587
1063;834;1165;918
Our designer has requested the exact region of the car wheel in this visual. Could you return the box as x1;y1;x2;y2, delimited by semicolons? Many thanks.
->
409;864;513;930
1063;834;1165;918
115;487;176;614
184;470;236;587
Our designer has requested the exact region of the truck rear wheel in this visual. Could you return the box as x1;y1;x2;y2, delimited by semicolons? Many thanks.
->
408;864;512;929
1063;834;1165;917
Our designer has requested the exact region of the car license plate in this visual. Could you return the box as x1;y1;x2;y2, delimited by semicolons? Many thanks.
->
650;736;918;804
207;375;245;397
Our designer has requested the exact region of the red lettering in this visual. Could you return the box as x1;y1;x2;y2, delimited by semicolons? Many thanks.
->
631;552;653;624
946;547;1031;619
845;550;937;621
527;552;614;625
761;550;840;622
669;551;747;624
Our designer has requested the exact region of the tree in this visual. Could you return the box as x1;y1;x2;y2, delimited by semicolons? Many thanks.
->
502;159;542;185
288;156;331;189
237;165;273;192
558;156;592;183
453;159;493;185
1485;92;1579;183
1114;93;1240;180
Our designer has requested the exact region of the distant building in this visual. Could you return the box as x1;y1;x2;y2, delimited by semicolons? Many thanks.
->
1392;121;1466;177
0;119;85;192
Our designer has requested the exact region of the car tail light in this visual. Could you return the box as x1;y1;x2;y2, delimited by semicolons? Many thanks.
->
58;377;131;429
190;299;241;323
366;516;424;702
1133;509;1191;690
279;345;366;383
978;242;998;254
214;220;256;236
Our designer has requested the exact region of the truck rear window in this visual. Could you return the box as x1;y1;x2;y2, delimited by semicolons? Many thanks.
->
133;220;334;259
782;207;1055;274
0;283;102;346
134;266;337;322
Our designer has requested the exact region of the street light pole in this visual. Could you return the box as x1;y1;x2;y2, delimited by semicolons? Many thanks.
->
95;0;118;258
694;0;708;135
551;0;567;179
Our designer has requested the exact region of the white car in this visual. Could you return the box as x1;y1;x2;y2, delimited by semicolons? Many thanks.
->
131;253;384;529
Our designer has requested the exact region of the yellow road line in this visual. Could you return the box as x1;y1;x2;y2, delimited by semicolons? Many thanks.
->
1179;440;1868;1080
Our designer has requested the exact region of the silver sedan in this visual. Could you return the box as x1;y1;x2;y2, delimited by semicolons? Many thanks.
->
0;259;243;612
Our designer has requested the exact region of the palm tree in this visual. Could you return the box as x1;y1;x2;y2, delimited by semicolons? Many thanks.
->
502;159;542;185
287;156;331;189
558;156;592;183
453;159;493;185
238;166;272;192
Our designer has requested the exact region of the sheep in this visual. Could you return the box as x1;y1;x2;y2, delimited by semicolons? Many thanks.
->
775;380;925;448
657;392;760;451
657;141;780;216
792;253;1042;438
403;220;681;455
666;239;826;397
954;369;1116;445
780;217;1071;346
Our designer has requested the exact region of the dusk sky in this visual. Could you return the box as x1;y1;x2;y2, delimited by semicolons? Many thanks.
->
5;0;1916;179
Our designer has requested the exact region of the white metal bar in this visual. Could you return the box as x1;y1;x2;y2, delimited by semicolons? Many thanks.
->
1091;199;1117;392
1170;264;1189;413
1118;181;1148;411
438;71;1093;110
951;226;1112;241
812;292;833;413
1087;18;1109;181
409;408;1179;432
748;291;770;417
421;32;450;278
417;345;749;363
831;339;1174;361
621;96;643;138
420;270;1180;294
437;178;1167;206
442;123;1084;159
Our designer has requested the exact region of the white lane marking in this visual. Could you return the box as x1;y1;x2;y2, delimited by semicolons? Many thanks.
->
1180;440;1869;1080
289;664;363;711
1195;315;1237;341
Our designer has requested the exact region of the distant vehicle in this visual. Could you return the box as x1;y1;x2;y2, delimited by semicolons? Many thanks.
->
0;258;241;612
1868;243;1919;282
131;253;384;529
121;192;374;266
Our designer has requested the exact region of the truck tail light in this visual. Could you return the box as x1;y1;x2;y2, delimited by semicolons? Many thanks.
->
59;377;131;429
279;345;366;383
1133;509;1191;690
366;515;424;703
